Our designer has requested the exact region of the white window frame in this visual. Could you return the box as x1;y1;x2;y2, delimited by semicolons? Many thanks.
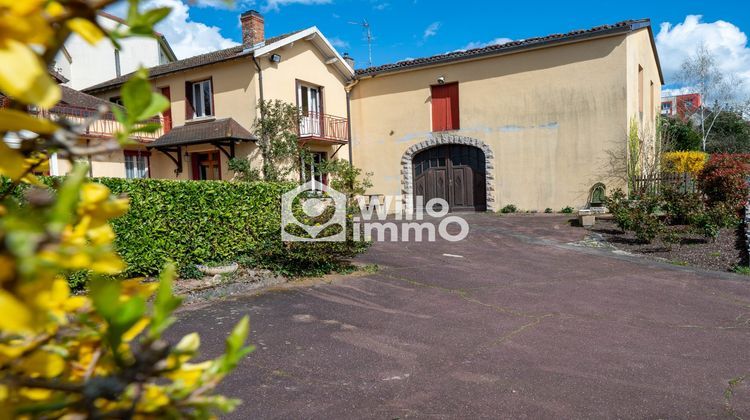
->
124;152;149;179
192;79;213;119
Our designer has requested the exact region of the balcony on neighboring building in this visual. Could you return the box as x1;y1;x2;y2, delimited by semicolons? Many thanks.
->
34;104;163;142
2;95;163;143
297;111;349;144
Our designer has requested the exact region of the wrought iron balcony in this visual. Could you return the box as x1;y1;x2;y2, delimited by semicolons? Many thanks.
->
297;111;349;143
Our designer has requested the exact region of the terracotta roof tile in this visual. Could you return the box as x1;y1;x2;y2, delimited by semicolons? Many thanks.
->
356;19;652;77
147;118;256;148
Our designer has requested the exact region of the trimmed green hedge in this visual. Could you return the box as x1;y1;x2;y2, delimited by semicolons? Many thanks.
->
3;177;366;278
101;178;294;276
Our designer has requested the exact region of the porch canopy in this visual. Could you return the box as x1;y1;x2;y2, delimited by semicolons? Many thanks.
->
147;117;256;173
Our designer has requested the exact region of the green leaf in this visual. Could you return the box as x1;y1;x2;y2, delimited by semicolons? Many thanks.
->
89;276;121;320
219;316;253;374
48;163;87;234
131;122;163;134
150;263;182;338
121;68;152;124
135;92;169;122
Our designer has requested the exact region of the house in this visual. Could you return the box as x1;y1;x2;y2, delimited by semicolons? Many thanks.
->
349;19;663;211
84;10;354;181
66;14;662;213
661;93;701;121
54;11;177;90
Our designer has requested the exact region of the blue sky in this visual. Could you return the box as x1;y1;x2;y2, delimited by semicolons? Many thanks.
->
114;0;750;94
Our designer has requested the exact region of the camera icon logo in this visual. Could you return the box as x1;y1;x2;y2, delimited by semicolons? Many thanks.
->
281;180;347;242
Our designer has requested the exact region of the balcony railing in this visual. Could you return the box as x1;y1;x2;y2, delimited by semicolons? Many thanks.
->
298;111;349;143
35;105;163;142
0;97;163;142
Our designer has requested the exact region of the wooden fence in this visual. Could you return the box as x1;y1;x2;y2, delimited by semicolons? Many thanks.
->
631;172;696;197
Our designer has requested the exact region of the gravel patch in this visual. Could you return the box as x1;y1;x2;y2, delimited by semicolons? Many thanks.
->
174;267;288;305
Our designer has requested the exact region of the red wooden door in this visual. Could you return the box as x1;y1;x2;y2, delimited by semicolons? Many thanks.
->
431;82;459;131
160;86;172;132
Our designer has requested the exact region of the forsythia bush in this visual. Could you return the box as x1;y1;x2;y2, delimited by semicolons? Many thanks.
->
662;151;708;175
0;0;251;417
697;153;750;211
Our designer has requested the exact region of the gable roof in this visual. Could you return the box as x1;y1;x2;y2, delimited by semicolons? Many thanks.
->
356;19;664;84
83;30;302;94
252;27;355;80
60;85;118;110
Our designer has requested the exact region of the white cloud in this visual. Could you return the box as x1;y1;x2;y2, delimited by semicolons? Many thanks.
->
328;37;349;49
372;2;389;10
262;0;331;12
661;86;696;97
459;37;513;51
655;15;750;95
423;22;441;40
108;0;239;59
192;0;255;9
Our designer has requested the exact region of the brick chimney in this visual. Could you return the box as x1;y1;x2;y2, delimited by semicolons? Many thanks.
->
342;53;355;69
240;10;264;48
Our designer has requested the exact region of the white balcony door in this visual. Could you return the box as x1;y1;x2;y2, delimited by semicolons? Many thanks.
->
298;85;321;137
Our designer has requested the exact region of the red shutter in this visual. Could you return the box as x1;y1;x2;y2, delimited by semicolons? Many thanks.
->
446;82;459;130
160;86;172;132
185;81;194;120
431;82;459;131
431;85;447;131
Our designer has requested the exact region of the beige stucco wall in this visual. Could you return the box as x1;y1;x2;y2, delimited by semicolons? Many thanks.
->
626;28;663;178
259;39;350;120
90;38;352;180
350;33;651;211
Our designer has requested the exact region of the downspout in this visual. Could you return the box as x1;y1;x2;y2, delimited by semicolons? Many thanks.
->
252;55;264;104
252;54;267;178
344;79;359;166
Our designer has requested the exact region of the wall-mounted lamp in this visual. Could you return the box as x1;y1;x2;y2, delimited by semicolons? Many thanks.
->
270;54;282;63
437;76;445;85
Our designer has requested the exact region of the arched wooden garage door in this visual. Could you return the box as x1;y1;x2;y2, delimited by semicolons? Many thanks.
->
412;144;487;212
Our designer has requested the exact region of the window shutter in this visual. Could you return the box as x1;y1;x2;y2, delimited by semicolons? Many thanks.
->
431;86;447;132
447;83;459;130
185;81;194;120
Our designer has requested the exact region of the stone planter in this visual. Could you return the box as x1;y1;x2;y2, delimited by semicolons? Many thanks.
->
196;262;238;275
578;209;596;227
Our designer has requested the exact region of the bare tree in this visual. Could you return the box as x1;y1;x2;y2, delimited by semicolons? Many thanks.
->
678;44;745;151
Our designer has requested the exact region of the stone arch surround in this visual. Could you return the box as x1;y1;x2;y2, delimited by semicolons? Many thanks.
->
400;133;496;212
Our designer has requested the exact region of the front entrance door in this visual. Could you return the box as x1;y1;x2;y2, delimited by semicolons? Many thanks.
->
412;145;486;211
191;151;221;180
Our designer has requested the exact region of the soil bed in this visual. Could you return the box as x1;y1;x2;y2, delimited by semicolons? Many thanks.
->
588;218;747;272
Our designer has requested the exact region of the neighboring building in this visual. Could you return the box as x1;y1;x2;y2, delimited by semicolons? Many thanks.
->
661;93;701;120
349;19;663;211
1;70;161;178
53;11;177;90
83;10;354;181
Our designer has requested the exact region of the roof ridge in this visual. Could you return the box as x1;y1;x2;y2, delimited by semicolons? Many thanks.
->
356;18;651;77
83;29;305;93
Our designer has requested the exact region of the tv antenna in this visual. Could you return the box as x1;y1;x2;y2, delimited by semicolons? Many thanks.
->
348;19;373;67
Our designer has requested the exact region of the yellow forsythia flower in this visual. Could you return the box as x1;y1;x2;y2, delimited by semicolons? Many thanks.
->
662;151;708;175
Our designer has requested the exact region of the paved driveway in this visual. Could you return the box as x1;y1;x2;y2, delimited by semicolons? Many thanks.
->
171;214;750;419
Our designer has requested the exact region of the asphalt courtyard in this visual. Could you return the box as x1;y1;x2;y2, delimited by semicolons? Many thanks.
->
171;213;750;419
